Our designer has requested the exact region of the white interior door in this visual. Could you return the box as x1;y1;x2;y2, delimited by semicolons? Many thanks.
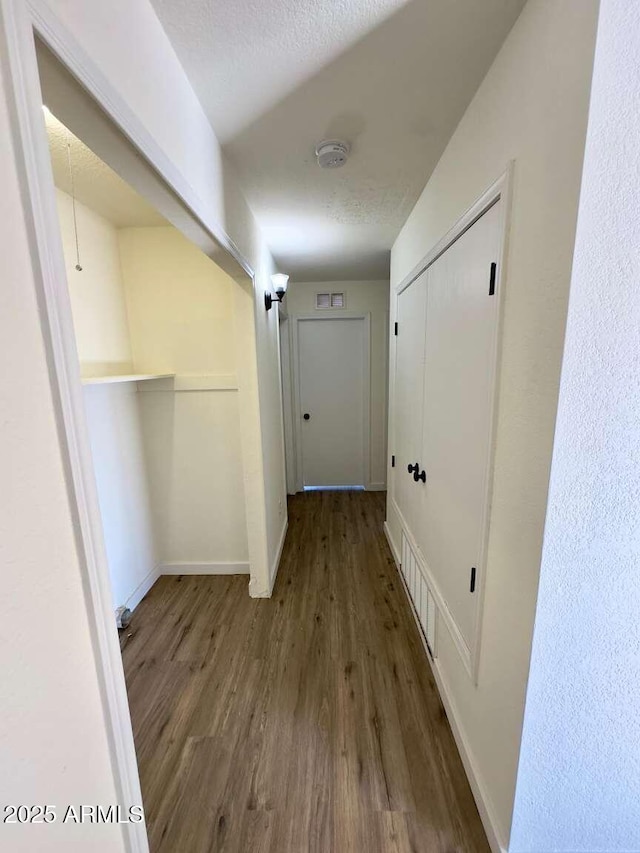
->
297;317;367;487
417;201;502;649
393;271;427;533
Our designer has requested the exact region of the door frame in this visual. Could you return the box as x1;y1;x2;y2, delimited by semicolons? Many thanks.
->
389;166;513;681
0;1;263;850
291;312;372;492
278;309;298;495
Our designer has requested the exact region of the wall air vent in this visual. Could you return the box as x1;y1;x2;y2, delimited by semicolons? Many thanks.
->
316;292;346;310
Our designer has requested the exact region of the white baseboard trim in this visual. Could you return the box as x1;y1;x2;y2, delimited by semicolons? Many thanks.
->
385;529;507;853
160;561;250;575
367;481;387;492
123;564;161;613
427;653;507;853
383;520;401;567
268;518;289;596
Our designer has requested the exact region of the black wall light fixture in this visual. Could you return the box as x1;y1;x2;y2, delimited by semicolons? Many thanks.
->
265;273;289;311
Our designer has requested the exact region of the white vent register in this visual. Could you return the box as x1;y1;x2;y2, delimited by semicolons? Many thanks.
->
316;292;345;309
401;532;437;657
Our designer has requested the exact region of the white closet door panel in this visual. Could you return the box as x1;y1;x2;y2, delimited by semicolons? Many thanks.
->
426;589;437;656
394;273;427;532
408;551;415;598
401;535;408;582
418;201;502;649
412;562;420;606
419;573;428;631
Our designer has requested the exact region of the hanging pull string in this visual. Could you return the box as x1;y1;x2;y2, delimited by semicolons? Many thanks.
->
65;130;82;271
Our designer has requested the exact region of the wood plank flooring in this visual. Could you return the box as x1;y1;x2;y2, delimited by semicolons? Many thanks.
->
121;490;489;852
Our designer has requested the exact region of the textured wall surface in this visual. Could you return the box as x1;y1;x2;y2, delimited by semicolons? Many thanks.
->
0;62;126;852
510;1;640;849
387;1;599;847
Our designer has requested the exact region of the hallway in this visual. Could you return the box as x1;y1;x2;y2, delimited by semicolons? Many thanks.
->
122;490;489;852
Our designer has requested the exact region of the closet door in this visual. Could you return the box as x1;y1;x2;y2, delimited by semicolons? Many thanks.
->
393;270;427;535
417;201;502;652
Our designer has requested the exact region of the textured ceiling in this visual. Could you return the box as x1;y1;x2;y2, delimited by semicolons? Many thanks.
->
157;0;526;279
45;109;165;228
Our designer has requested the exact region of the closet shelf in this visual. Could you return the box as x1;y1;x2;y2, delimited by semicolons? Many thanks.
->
81;373;175;386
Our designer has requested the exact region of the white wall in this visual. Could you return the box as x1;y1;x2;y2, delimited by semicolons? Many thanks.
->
510;2;640;849
0;65;126;853
83;383;158;609
56;189;157;612
286;279;390;489
56;188;133;377
118;226;249;569
386;1;599;848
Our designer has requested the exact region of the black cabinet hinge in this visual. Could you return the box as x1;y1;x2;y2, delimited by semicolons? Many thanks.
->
489;262;497;296
394;322;398;336
391;455;395;468
470;566;477;593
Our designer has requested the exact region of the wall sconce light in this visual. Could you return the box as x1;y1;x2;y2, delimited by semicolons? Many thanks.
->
265;273;289;311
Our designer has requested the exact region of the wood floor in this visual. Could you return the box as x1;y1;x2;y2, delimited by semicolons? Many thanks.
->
121;490;489;853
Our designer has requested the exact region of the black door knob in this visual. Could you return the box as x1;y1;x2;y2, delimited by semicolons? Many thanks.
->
303;413;310;420
408;462;426;483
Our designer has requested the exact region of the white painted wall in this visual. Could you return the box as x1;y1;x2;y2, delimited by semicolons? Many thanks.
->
0;64;126;852
386;1;599;847
56;189;157;612
286;279;390;489
510;2;640;849
119;227;236;376
118;226;249;569
55;188;133;377
83;383;158;610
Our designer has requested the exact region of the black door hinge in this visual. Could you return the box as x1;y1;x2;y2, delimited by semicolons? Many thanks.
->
470;566;477;593
489;262;497;296
394;322;398;336
391;455;395;468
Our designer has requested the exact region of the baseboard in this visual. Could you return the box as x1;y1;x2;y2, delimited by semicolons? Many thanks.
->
123;564;161;612
268;518;289;596
387;539;507;853
383;520;401;567
427;654;507;853
367;481;387;492
160;561;250;575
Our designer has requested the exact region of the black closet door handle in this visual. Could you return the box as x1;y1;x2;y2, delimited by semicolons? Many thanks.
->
303;413;310;420
408;463;426;483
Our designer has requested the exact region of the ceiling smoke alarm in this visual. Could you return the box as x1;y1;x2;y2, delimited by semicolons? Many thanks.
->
315;140;350;169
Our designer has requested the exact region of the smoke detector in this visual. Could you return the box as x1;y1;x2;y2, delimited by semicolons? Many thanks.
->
315;140;350;169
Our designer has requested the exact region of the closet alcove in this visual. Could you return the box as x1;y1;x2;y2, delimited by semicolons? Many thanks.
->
47;109;251;614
